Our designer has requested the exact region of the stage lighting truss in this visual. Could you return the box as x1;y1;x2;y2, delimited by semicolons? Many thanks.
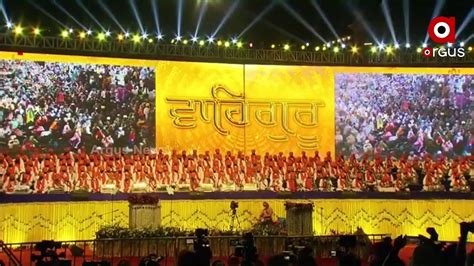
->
1;33;472;66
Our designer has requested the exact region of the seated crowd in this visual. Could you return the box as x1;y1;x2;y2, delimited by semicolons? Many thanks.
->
0;149;472;194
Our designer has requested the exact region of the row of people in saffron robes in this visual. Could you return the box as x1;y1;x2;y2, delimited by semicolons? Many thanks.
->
0;149;472;194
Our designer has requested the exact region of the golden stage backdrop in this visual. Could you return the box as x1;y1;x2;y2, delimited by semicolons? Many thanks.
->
1;199;473;243
156;62;335;154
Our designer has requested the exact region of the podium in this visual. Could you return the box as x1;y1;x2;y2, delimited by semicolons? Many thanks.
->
129;202;161;229
285;202;313;236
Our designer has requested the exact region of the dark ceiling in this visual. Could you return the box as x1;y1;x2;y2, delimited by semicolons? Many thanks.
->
2;0;473;45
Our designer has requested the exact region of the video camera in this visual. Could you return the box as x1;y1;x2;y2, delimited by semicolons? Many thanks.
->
230;201;239;214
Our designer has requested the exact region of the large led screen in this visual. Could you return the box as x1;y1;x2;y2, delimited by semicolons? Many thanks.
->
0;58;156;152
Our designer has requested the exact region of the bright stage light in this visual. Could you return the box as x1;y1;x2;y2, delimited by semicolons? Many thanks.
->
13;25;23;35
182;39;188;45
217;40;222;46
351;46;358;53
447;43;453;48
191;36;198;43
315;46;320;51
231;38;238;44
86;30;92;35
370;46;377;53
236;41;242;48
333;47;339;53
97;32;106;41
386;46;393;54
341;43;346;49
132;34;141;43
322;46;327;51
6;22;13;29
459;42;465;47
224;41;230;47
117;34;124;41
347;36;351;40
394;43;400;49
284;44;290;51
175;35;182;41
249;42;253;48
271;44;275;49
378;43;385;50
61;30;69;38
142;33;149;40
68;28;73;33
416;47;422;53
79;32;86;39
405;43;411;48
33;28;41;36
157;34;163;40
301;45;306;50
148;38;153;43
468;47;473;52
124;32;130;38
326;42;331;48
422;43;427;48
305;42;309;46
199;40;205;46
105;31;111;37
207;37;214;43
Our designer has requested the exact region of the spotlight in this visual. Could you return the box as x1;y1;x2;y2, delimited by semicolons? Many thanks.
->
301;45;306;50
6;22;13;29
157;34;163;40
459;42;464;47
468;47;472;52
305;42;309;47
236;41;242;48
191;36;198;43
326;42;331;48
217;40;222;46
385;46;393;54
231;38;238;44
394;43;400;49
132;34;141;43
79;32;86;39
117;34;124;41
105;31;111;37
315;46;320;51
337;38;341;43
416;47;422;53
124;32;130;38
224;41;230;47
175;35;182;41
97;32;106;41
249;42;253;48
322;46;327;51
283;44;290;51
341;43;346;49
68;28;73;33
207;37;214;43
182;39;188;45
86;30;92;36
378;43;385;50
422;43;427;48
199;40;205;46
61;30;69;38
347;36;351;40
333;47;339;53
351;46;358;53
171;39;175;44
33;28;41;36
271;44;275;49
148;38;153;43
405;43;411;48
142;33;149;40
370;46;377;53
447;43;453;48
13;25;23;35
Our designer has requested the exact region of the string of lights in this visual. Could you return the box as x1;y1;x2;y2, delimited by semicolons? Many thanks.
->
5;23;473;55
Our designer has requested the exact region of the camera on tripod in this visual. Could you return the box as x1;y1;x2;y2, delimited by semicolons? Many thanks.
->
230;201;239;214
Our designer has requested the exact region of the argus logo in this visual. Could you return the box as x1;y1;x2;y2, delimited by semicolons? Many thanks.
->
423;16;465;58
428;16;455;44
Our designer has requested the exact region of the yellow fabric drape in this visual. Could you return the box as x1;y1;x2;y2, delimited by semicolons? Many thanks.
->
1;199;473;243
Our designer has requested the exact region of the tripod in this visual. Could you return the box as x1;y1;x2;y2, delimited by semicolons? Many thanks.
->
229;208;241;232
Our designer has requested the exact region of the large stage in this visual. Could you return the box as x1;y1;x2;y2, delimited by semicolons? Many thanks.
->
1;192;473;243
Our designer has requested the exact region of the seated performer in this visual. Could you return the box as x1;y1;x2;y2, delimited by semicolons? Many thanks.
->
259;201;273;223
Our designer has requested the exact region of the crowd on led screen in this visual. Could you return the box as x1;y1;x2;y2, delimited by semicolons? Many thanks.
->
0;60;156;153
335;73;473;158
